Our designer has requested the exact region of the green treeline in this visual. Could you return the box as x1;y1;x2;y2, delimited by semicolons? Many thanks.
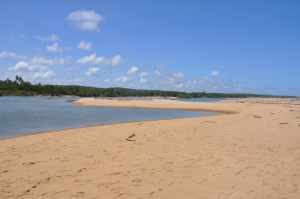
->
0;76;291;98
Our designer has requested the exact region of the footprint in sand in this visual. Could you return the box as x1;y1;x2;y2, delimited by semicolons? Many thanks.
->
77;168;87;173
147;191;156;197
1;170;8;174
107;171;122;176
280;122;288;125
203;120;216;123
72;191;85;198
22;161;37;166
131;177;143;185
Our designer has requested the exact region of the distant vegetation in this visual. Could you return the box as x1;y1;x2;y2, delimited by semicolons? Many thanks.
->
0;76;293;98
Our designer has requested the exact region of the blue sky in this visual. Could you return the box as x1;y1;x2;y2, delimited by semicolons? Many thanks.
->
0;0;299;96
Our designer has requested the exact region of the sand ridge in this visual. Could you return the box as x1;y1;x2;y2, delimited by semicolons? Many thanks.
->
74;98;240;114
0;98;300;198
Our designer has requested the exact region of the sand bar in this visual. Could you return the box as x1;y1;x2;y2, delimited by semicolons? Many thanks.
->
0;98;300;198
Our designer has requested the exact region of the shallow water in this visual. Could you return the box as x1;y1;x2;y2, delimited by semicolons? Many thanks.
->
0;96;216;138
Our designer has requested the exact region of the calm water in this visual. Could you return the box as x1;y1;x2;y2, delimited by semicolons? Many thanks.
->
0;97;216;138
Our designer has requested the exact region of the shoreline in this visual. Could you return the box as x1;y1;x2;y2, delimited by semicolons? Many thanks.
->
0;110;219;141
1;97;300;198
0;98;227;141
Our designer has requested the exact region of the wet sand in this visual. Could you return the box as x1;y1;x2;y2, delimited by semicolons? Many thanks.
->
1;98;300;198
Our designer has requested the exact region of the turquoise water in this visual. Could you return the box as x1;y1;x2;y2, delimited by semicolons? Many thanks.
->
0;97;216;138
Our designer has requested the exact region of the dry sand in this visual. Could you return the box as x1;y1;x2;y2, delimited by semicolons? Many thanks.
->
1;98;300;199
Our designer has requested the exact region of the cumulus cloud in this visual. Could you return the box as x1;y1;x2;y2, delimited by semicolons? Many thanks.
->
111;55;122;66
78;53;121;66
31;56;68;65
47;42;64;53
67;10;103;32
78;53;98;64
115;66;144;84
35;34;60;42
9;61;55;80
86;67;99;76
10;61;47;72
78;41;92;51
0;51;26;59
127;66;139;75
11;61;30;71
211;70;220;77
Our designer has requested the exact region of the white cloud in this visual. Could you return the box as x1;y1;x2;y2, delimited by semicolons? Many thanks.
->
9;61;55;80
154;70;161;76
47;42;64;53
78;41;92;51
168;72;184;84
31;56;68;65
77;53;122;66
67;10;103;32
127;66;139;75
78;53;98;64
173;72;184;79
33;71;55;79
86;67;99;76
10;61;47;72
175;83;184;89
115;76;129;83
111;55;122;66
140;72;148;77
163;72;185;89
36;34;60;42
211;70;220;77
114;66;140;84
11;61;30;71
0;51;26;59
139;72;149;83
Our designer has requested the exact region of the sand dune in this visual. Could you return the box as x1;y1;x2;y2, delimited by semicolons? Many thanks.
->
1;98;300;198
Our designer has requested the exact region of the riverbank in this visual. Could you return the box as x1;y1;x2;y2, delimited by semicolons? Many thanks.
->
0;98;300;198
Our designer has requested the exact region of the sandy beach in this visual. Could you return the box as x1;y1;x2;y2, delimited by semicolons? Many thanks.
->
1;98;300;199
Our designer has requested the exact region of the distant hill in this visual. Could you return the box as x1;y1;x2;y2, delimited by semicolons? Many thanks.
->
0;76;294;98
